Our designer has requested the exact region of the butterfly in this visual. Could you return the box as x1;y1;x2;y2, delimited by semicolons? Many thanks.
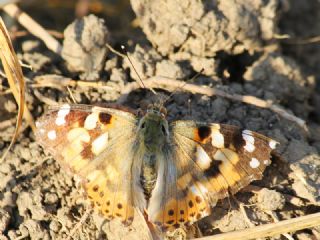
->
35;102;278;232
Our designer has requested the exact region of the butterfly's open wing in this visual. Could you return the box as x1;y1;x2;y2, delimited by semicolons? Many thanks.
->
147;121;277;231
35;104;139;225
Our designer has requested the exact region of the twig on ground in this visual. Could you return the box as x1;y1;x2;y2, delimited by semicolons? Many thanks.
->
265;210;294;240
106;43;126;58
33;74;113;91
2;74;113;94
118;77;306;130
194;212;320;240
9;29;64;39
282;35;320;45
2;3;62;54
33;89;58;105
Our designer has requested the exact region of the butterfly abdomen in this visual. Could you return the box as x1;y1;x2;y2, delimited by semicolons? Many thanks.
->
140;154;158;201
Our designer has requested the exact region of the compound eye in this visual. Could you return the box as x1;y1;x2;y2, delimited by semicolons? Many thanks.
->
141;122;146;129
160;107;167;116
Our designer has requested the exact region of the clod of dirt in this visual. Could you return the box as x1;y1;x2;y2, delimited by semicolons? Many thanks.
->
130;0;280;56
282;140;320;203
19;219;50;240
243;52;315;118
290;156;320;203
214;210;247;232
16;190;50;221
61;14;110;80
155;59;190;79
21;40;41;53
165;228;188;240
0;209;10;234
22;52;51;72
123;44;162;81
0;171;15;191
190;56;217;76
93;213;151;240
21;40;58;72
256;188;285;211
104;55;119;72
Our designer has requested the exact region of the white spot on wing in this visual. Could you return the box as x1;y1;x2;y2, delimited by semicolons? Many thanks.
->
84;113;98;130
211;131;224;148
47;130;57;140
55;117;66;126
196;147;211;169
57;104;71;116
250;158;260;168
269;140;277;149
55;104;71;126
242;130;255;152
92;133;109;155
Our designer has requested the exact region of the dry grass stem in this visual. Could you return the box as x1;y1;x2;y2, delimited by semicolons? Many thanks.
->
194;212;320;240
106;42;126;58
9;29;64;39
0;17;35;161
2;3;62;54
266;210;294;240
33;89;59;105
33;74;113;91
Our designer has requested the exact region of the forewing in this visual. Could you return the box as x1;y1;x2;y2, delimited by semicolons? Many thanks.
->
147;120;277;231
173;121;278;196
35;104;138;224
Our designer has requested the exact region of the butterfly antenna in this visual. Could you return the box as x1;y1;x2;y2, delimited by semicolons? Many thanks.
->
164;68;204;103
121;45;157;95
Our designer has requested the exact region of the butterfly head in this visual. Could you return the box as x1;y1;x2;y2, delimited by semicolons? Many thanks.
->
138;104;169;152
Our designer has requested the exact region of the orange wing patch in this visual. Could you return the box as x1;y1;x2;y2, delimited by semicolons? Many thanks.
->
169;120;278;229
85;170;135;225
151;181;211;231
191;123;278;195
35;104;138;226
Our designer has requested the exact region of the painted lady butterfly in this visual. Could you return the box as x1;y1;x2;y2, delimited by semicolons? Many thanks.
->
35;102;278;232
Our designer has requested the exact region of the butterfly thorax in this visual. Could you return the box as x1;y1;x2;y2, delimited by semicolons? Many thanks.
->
138;105;169;199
